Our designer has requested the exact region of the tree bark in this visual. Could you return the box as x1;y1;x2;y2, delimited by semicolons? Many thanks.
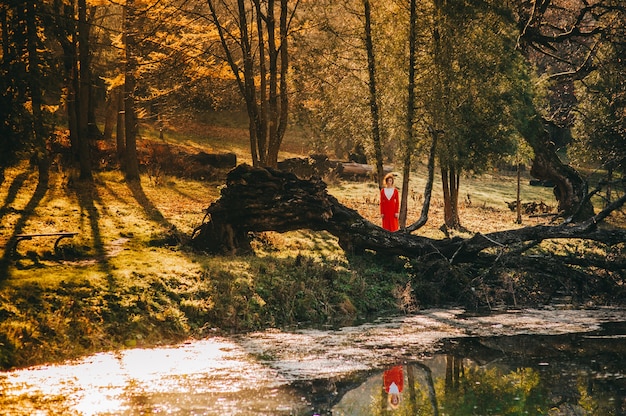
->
399;0;418;230
123;0;140;181
191;165;626;261
77;0;92;180
441;165;461;229
363;0;384;187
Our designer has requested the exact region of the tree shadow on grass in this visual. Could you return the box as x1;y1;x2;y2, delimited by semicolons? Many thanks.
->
70;179;111;275
0;171;48;281
0;172;31;218
126;179;171;228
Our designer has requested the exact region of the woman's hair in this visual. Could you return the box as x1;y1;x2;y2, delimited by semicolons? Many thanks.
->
383;173;395;183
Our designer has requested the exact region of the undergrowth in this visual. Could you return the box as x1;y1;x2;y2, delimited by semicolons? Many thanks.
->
0;248;412;370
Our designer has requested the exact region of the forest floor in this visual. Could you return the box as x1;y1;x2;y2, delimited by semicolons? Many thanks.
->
0;111;620;371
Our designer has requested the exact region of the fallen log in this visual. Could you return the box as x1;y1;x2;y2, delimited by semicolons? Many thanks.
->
339;162;393;180
276;155;393;181
190;151;237;169
191;164;626;262
277;154;343;179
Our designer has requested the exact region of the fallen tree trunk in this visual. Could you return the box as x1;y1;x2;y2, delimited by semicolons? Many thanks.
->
189;151;237;169
191;164;626;261
190;164;433;255
276;155;393;181
339;162;393;180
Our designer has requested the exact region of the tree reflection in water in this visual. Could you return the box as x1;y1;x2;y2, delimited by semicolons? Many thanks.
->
333;329;626;415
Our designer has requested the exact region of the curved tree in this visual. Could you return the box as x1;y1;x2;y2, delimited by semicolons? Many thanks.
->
570;8;626;205
510;0;626;220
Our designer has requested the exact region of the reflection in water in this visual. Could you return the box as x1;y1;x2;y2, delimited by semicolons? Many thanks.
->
334;327;626;415
335;354;626;415
2;312;626;415
383;366;403;409
337;358;543;415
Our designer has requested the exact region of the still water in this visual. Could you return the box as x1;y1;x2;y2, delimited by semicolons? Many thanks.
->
1;308;626;415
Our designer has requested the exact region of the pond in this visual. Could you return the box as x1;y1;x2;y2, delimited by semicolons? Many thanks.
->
1;308;626;415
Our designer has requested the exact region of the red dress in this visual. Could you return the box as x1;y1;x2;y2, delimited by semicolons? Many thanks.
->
380;187;399;231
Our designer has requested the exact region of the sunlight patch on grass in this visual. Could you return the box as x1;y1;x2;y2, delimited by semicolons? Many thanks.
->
251;230;346;261
103;246;202;280
9;266;103;289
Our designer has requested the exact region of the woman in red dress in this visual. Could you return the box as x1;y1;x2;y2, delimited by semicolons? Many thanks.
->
380;173;399;231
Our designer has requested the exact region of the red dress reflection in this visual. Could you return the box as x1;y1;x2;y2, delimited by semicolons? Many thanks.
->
383;365;403;408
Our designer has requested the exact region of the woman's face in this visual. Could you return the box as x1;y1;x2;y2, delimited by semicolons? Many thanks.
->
385;177;394;186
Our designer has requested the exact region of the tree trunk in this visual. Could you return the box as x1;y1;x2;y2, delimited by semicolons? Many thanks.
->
516;157;522;224
123;0;140;181
116;87;125;161
269;0;289;168
24;0;49;183
516;103;594;221
441;165;461;229
67;43;80;161
86;4;100;140
252;0;266;166
606;167;613;207
529;133;594;221
399;0;418;230
103;86;117;141
264;0;276;167
77;0;92;180
363;0;384;187
405;126;438;233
